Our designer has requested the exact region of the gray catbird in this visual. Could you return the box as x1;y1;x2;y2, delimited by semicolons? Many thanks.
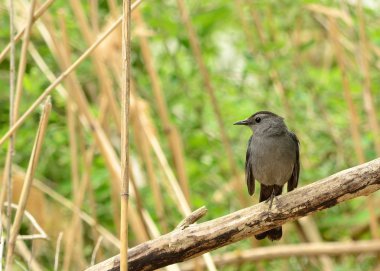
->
234;111;300;241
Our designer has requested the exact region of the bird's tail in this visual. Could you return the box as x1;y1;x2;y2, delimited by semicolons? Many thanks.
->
254;184;283;241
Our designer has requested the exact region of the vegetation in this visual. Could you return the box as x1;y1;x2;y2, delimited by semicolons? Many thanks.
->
0;0;379;270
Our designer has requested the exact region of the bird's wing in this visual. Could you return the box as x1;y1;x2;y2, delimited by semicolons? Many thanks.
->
245;135;255;196
287;132;300;192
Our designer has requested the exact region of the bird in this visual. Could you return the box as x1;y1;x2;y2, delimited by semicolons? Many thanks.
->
234;111;300;241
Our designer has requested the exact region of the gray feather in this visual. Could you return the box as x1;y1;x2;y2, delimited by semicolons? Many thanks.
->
287;131;300;192
245;136;255;196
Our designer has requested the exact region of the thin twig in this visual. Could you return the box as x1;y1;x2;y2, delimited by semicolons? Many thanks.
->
91;237;103;266
3;203;48;241
13;0;37;121
54;232;63;271
120;0;131;270
5;0;16;255
5;97;51;270
176;206;207;230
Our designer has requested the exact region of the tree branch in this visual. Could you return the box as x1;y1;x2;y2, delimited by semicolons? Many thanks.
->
86;158;380;271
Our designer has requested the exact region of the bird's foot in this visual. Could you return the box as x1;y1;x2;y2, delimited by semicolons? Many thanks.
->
265;191;276;211
265;194;281;211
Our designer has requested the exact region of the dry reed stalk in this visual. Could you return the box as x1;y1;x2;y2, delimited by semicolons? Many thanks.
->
5;97;51;270
69;0;121;132
13;0;36;121
248;6;291;119
0;0;143;147
86;99;109;261
291;15;302;68
328;20;365;163
352;214;380;240
137;104;217;270
54;232;63;271
135;10;190;202
297;217;334;271
91;236;103;266
176;0;248;211
180;240;380;269
66;104;80;192
90;0;99;34
107;0;118;18
313;94;345;165
140;118;191;215
87;182;105;262
2;0;17;255
62;13;80;194
356;0;380;155
306;4;353;25
131;96;168;232
121;1;132;270
14;239;43;271
131;88;200;271
328;17;379;240
234;0;255;55
27;43;67;98
58;17;87;270
63;147;93;271
129;164;149;233
0;0;55;63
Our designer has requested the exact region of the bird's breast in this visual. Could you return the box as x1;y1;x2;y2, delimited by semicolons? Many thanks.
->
250;134;296;186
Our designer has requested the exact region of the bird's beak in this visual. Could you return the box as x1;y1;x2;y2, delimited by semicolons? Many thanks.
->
234;119;250;125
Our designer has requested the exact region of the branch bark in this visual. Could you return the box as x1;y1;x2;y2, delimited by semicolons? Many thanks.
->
86;158;380;271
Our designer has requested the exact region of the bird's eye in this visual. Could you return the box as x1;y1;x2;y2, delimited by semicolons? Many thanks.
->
255;117;261;123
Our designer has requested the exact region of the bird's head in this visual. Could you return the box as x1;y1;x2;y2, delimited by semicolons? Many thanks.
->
234;111;286;135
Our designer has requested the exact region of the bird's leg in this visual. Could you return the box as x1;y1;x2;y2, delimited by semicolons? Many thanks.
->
265;189;276;210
